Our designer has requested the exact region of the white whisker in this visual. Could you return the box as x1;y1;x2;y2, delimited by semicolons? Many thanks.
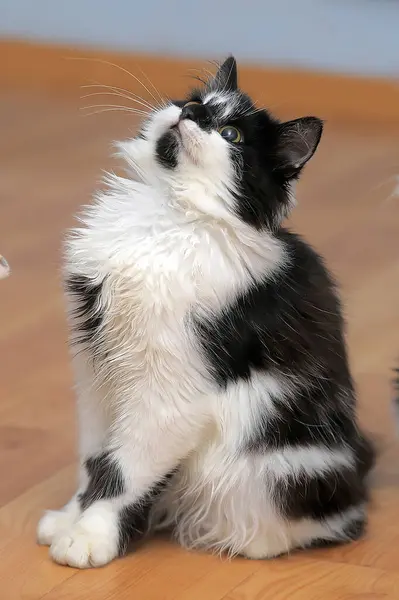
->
137;66;166;106
82;82;156;109
69;56;165;108
80;106;149;118
81;91;154;112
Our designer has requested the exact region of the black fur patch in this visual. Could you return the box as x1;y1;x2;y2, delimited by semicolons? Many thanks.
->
156;130;179;169
118;472;175;555
228;111;294;230
273;434;374;524
65;275;104;346
245;387;376;459
245;384;358;451
79;452;125;510
272;433;374;524
195;230;347;391
274;465;368;521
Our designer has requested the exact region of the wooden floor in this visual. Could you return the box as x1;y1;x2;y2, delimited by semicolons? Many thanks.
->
0;87;398;599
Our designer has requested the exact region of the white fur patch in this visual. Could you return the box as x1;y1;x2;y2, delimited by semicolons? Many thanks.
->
49;502;120;569
203;91;240;120
265;445;354;479
37;501;80;547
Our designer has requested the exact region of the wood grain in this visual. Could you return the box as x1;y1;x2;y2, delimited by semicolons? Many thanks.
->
1;40;399;125
0;86;398;599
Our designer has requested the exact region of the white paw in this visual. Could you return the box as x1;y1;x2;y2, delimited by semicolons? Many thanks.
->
49;505;119;568
37;508;78;546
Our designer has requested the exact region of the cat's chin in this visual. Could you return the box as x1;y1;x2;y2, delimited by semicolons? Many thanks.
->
173;120;204;164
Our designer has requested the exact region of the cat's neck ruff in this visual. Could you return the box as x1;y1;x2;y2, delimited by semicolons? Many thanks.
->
104;170;287;279
67;170;288;300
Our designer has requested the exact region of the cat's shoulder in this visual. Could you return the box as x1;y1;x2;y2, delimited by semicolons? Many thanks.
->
275;227;336;289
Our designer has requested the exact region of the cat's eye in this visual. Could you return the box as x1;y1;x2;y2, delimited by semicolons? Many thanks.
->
218;125;243;144
184;101;201;108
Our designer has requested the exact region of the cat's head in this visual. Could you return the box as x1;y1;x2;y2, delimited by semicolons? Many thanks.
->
120;56;323;229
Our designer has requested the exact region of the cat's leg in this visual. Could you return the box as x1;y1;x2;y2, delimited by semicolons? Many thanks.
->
240;443;371;559
47;391;207;568
37;352;109;546
171;441;370;560
242;505;368;559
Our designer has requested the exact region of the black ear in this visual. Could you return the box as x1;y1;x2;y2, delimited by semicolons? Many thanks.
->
276;117;323;176
213;56;238;91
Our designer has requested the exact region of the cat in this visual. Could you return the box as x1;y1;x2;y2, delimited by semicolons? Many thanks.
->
37;56;375;568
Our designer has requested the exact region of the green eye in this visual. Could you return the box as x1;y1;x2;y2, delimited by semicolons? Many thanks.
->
218;125;243;143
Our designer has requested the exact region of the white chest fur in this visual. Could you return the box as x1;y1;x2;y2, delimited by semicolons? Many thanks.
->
66;178;284;380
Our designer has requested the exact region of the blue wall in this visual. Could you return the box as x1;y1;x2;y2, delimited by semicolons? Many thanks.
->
1;0;398;77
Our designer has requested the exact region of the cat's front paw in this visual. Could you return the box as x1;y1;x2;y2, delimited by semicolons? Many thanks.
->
49;505;119;568
37;508;78;546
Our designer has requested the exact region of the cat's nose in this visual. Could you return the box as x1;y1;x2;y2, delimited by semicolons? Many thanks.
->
180;102;212;128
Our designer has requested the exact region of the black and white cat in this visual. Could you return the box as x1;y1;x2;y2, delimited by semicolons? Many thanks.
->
37;57;375;568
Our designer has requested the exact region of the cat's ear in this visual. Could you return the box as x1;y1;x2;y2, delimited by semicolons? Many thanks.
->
276;117;323;177
213;56;238;91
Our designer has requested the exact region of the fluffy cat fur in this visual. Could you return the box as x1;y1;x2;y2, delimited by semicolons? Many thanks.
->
37;57;375;568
